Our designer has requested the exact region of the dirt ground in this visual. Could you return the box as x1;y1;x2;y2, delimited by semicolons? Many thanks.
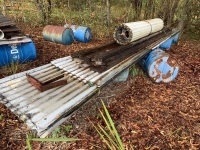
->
0;24;200;150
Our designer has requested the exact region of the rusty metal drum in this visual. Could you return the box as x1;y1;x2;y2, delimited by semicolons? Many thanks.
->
140;48;179;83
42;25;74;45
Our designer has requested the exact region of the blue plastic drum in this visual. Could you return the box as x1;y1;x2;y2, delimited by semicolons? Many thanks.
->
64;24;92;43
0;40;36;67
140;49;179;83
159;38;173;50
172;32;180;44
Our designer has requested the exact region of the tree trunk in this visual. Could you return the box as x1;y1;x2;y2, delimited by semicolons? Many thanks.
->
130;0;143;20
151;0;155;18
106;0;111;27
47;0;52;14
144;0;155;19
34;0;52;21
144;0;149;19
168;0;180;25
182;0;191;30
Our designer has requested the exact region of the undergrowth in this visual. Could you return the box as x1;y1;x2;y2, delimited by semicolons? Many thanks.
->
2;1;135;39
0;113;3;121
130;64;144;77
1;61;19;75
25;101;124;150
26;134;80;150
92;100;125;150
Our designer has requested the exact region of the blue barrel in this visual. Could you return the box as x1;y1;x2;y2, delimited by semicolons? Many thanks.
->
64;24;91;43
159;38;173;49
172;32;180;44
0;40;36;67
43;25;74;45
140;49;179;83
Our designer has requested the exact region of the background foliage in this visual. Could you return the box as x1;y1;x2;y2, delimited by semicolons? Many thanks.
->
0;0;199;37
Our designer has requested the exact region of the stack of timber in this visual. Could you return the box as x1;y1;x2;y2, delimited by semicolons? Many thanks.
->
72;29;173;73
0;13;35;67
0;13;25;41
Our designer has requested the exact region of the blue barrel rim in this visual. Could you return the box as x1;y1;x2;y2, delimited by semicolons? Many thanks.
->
64;24;92;43
62;28;74;45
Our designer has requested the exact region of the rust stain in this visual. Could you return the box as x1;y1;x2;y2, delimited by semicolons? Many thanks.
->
43;25;66;37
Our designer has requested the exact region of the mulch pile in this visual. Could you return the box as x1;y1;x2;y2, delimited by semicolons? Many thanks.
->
0;23;199;150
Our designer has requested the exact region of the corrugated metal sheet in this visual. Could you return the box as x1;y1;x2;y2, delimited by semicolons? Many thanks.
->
113;18;164;45
0;30;179;137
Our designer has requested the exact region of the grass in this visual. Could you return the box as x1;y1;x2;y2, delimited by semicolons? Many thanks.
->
0;113;3;121
26;133;80;150
1;61;19;75
182;29;200;41
51;125;73;138
92;100;125;150
130;64;143;77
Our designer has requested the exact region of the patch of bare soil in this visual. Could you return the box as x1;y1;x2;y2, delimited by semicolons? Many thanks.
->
0;23;199;150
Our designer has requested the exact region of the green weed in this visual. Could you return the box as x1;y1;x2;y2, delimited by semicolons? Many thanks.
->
9;61;19;74
62;125;73;133
51;125;73;138
92;100;124;150
0;61;19;76
51;127;60;138
26;133;80;150
3;1;135;38
0;113;3;121
130;65;143;77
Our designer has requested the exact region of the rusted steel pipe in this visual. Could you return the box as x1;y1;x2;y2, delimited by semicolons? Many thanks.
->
42;25;74;45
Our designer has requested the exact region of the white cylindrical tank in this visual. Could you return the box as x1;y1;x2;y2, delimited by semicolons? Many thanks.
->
113;18;164;45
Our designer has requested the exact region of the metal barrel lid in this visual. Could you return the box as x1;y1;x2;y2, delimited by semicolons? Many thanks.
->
64;24;92;43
